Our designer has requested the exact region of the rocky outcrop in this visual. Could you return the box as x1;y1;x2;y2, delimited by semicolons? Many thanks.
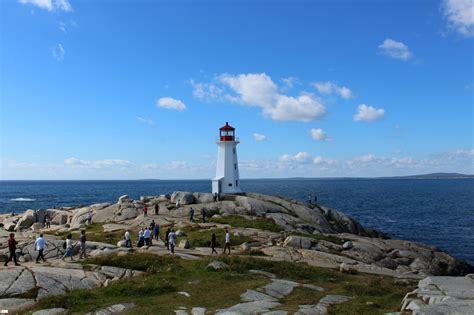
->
0;265;143;301
401;274;474;314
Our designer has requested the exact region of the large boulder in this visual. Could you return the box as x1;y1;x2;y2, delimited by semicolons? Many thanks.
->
118;195;129;204
179;239;191;249
93;204;120;223
283;236;314;250
46;209;70;225
193;192;215;204
171;192;195;205
70;207;92;227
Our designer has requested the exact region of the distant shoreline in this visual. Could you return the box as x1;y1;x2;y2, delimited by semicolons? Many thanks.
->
1;173;473;181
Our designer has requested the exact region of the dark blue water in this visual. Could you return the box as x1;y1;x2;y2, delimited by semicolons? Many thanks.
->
1;179;473;264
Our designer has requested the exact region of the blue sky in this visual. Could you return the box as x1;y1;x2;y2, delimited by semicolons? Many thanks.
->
1;0;473;179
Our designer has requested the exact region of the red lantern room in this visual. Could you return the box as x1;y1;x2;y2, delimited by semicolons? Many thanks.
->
219;122;235;141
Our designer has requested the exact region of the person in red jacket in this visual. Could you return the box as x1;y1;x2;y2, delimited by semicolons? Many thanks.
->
4;233;20;266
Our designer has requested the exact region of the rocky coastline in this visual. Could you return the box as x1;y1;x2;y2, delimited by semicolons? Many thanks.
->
1;191;473;314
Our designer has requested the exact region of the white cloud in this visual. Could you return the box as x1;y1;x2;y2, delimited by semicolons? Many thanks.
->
253;133;267;141
313;156;338;165
190;79;223;100
442;0;474;36
279;152;311;163
64;157;131;169
378;38;412;61
156;97;186;111
136;116;155;126
51;43;65;61
310;128;330;141
353;104;385;122
281;76;298;89
313;81;353;99
194;73;326;122
18;0;72;12
59;21;66;33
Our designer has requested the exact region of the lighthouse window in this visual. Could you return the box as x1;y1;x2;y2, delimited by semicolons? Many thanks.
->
236;180;238;186
233;148;236;154
228;183;233;187
234;163;237;170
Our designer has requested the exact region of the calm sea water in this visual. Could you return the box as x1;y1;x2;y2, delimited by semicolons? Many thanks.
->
0;179;473;264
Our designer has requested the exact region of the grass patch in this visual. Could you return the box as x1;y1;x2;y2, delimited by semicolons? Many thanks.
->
30;255;413;314
33;254;268;314
180;226;253;249
47;223;135;246
210;215;284;233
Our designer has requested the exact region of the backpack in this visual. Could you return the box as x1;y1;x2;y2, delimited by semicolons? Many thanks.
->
62;241;67;249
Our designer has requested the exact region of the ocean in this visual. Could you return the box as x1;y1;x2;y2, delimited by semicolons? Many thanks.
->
1;178;473;265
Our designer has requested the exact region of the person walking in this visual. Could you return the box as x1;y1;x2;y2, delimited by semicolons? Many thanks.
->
168;229;176;254
4;233;20;266
44;216;51;229
201;208;207;223
154;203;159;215
189;207;195;222
85;212;93;225
165;228;171;250
79;230;87;259
137;228;145;247
124;230;132;248
35;234;46;263
149;220;156;231
153;223;160;241
61;234;75;261
143;205;148;217
223;229;231;255
144;227;151;246
210;233;217;254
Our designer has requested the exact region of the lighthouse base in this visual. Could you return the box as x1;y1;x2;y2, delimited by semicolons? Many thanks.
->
212;177;241;194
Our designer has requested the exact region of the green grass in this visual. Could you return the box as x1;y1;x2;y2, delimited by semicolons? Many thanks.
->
28;254;413;315
46;223;134;246
210;215;284;232
179;226;253;249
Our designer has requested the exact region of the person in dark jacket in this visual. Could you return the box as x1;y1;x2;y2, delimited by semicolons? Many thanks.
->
165;228;171;250
210;233;217;254
4;233;20;266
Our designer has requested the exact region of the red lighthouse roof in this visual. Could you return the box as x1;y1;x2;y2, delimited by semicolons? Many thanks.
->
220;122;235;131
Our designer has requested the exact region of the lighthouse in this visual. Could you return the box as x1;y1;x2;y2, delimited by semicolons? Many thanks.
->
212;122;241;194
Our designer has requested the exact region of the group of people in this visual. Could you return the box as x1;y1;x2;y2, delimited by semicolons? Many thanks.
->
3;230;88;266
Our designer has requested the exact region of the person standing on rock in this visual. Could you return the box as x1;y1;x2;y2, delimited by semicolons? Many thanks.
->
137;228;145;247
61;234;75;261
213;193;217;202
153;223;160;241
124;230;132;248
79;230;87;259
223;229;231;255
201;208;207;223
154;203;159;215
189;207;195;222
150;220;156;231
43;216;51;229
143;205;148;217
168;229;176;253
210;233;217;254
4;233;20;266
144;227;152;246
35;233;46;263
165;228;171;250
86;212;93;225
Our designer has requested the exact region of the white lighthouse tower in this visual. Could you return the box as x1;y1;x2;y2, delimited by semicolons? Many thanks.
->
212;122;241;194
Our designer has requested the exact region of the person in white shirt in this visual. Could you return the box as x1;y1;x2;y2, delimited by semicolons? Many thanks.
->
35;234;46;263
223;229;231;255
168;229;176;253
143;227;152;246
61;234;74;261
124;230;132;248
